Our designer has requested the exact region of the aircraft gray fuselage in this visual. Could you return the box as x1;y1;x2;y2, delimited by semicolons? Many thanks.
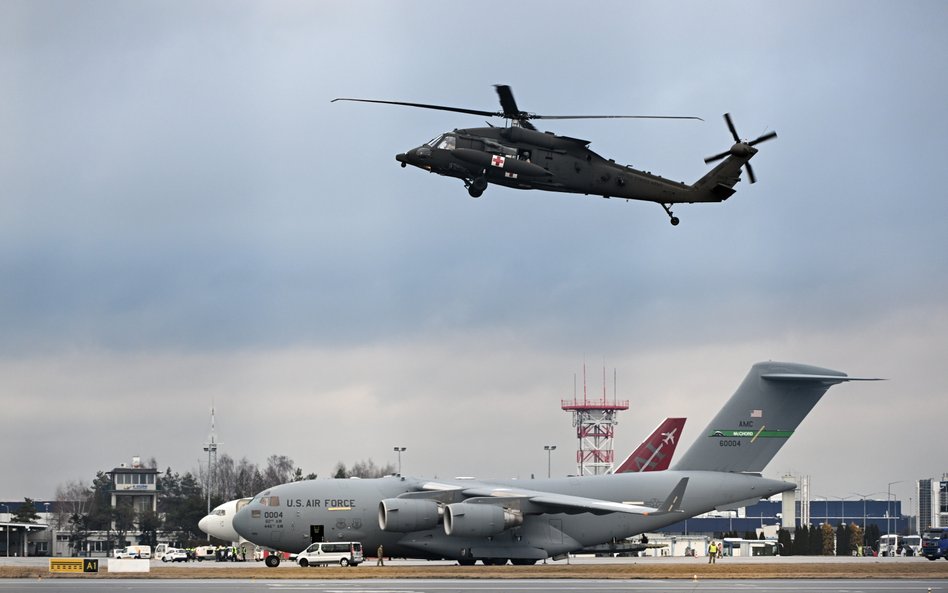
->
233;361;876;564
233;471;790;562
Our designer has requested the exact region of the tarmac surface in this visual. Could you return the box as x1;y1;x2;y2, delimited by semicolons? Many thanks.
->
2;554;947;581
0;577;945;593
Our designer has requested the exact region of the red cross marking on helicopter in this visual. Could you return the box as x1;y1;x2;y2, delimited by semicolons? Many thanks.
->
490;155;505;167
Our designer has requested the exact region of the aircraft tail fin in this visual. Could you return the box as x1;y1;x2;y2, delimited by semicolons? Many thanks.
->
613;418;686;473
671;362;881;473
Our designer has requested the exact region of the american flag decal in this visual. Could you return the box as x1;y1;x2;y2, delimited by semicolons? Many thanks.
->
751;409;763;418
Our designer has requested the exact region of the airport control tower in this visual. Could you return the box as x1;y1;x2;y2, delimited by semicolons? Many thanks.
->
561;366;629;476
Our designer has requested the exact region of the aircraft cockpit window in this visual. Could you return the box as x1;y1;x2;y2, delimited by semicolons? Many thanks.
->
436;135;456;150
425;135;441;147
257;495;280;507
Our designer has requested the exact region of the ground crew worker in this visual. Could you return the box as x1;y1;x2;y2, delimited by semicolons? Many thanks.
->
708;541;717;564
377;544;384;566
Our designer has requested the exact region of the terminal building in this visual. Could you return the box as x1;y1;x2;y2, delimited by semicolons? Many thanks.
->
1;457;160;557
655;497;907;536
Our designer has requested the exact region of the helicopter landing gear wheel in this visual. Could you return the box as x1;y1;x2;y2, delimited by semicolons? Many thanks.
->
661;203;679;226
467;177;487;198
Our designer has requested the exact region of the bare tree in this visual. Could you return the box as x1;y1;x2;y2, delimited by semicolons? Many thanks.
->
53;480;91;531
215;454;236;501
262;455;295;488
234;457;264;498
337;459;395;479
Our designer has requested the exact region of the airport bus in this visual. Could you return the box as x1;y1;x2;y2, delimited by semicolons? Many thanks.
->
902;534;921;556
877;534;899;556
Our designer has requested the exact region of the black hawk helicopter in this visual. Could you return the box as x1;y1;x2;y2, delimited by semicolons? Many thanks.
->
333;86;776;225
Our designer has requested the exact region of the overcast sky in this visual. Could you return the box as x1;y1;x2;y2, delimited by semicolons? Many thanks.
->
2;1;946;510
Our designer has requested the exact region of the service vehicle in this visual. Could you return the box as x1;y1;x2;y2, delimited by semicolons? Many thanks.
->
922;527;948;560
194;545;216;561
114;545;152;559
161;548;188;562
296;541;363;567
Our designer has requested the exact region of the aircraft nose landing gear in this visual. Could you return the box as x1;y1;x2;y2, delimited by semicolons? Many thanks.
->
661;203;680;226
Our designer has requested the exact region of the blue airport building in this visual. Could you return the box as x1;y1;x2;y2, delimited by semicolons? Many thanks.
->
657;498;907;535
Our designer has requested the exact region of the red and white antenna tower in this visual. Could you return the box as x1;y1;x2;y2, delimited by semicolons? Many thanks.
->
561;362;629;476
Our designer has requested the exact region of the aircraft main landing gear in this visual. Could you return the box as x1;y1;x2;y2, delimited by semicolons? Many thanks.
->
466;176;488;198
661;203;680;226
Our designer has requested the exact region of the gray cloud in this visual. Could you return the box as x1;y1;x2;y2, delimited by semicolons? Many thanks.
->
1;1;946;508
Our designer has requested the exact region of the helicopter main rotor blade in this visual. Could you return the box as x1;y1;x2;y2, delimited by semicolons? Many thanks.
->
494;85;537;130
335;91;702;126
495;85;522;118
536;114;703;121
331;98;500;119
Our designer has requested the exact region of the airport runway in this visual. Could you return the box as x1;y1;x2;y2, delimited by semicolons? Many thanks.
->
0;578;945;593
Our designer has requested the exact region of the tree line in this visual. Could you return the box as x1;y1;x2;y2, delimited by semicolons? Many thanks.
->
774;522;879;556
47;455;394;552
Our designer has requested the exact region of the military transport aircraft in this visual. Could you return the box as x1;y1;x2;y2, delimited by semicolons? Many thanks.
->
199;418;686;544
232;362;876;566
333;86;777;225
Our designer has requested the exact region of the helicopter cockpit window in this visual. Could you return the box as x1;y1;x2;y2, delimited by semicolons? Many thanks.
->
435;134;456;150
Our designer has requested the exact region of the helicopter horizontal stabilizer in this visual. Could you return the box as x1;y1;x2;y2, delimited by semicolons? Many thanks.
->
710;184;737;200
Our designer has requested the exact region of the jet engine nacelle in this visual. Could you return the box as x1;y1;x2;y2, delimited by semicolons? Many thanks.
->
443;503;522;537
378;498;441;532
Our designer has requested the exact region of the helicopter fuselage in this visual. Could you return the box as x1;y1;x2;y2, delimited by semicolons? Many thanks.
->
396;126;712;205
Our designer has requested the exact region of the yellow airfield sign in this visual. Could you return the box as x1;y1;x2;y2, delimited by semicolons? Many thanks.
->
49;558;98;573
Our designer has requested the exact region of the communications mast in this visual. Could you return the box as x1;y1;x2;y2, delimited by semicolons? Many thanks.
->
561;364;629;476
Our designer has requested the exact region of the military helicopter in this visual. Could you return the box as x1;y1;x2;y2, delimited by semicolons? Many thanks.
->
332;86;776;225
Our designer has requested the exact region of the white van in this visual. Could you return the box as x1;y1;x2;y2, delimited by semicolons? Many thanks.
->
114;545;152;559
296;541;363;567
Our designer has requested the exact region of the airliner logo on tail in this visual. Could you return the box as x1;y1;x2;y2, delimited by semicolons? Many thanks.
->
614;418;686;473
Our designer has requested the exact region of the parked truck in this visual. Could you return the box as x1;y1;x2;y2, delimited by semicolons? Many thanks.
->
922;527;948;561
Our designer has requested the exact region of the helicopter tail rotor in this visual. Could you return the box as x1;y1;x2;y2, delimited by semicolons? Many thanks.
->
703;113;777;184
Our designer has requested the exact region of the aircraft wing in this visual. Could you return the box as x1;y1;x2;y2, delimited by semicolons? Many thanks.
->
437;477;688;516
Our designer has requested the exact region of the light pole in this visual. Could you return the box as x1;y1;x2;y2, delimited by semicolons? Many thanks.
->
1;504;8;557
851;491;883;532
886;480;905;556
544;445;556;478
827;495;853;526
393;447;406;474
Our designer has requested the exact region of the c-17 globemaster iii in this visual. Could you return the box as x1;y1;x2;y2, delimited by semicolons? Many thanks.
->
233;361;878;566
199;416;687;545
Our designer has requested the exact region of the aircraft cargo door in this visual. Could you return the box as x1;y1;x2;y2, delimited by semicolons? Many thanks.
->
310;524;324;543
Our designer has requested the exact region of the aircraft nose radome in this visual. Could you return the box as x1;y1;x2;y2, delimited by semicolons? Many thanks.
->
232;508;250;539
197;514;212;534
